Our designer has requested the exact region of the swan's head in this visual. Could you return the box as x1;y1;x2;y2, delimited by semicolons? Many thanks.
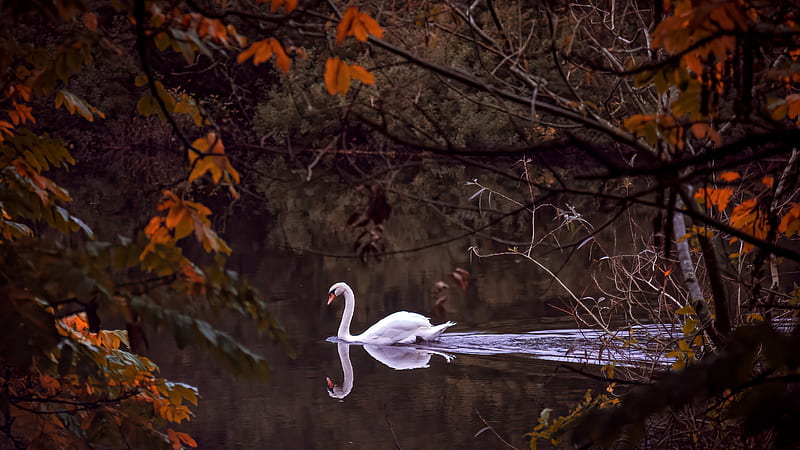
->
325;376;348;399
327;282;350;305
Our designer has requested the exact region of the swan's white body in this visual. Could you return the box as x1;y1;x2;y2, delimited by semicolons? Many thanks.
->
327;282;455;346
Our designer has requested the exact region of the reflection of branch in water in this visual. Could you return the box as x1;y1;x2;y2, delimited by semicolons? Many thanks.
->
325;341;454;399
559;363;641;385
385;403;402;450
474;408;518;450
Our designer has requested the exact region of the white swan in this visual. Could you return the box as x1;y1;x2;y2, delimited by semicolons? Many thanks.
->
327;282;455;345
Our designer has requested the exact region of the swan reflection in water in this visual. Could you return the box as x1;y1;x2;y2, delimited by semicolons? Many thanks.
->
325;340;454;399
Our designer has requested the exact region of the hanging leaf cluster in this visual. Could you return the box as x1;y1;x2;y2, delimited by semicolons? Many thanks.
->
336;6;384;43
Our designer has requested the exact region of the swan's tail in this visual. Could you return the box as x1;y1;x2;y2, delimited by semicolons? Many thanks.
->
419;321;456;341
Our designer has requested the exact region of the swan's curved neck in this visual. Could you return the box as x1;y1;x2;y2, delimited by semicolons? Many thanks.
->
338;285;357;341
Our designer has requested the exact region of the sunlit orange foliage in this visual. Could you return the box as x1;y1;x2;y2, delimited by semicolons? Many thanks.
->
652;0;746;75
770;94;800;121
690;122;722;146
779;203;800;237
719;171;740;182
336;7;383;44
188;132;241;186
695;187;733;212
324;57;375;96
168;428;199;449
623;114;685;148
0;120;12;142
178;12;235;44
236;38;291;73
141;190;232;261
8;101;35;125
729;199;769;251
258;0;297;13
180;261;208;296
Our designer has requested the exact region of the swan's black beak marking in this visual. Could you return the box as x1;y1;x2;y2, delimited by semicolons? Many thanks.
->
327;292;335;305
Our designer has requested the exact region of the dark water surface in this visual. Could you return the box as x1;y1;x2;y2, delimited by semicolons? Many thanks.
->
147;241;620;449
117;164;644;449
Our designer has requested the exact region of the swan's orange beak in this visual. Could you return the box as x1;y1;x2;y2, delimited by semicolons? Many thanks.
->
326;377;334;389
327;293;335;305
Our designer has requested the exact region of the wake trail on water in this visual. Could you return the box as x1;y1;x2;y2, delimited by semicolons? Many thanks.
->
329;324;676;367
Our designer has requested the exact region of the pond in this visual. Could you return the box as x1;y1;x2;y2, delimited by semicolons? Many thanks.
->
146;243;638;449
111;162;650;448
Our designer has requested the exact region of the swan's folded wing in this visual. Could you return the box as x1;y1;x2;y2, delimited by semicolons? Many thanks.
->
422;321;455;340
359;311;433;345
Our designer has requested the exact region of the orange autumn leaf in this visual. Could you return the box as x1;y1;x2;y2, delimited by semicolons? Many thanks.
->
729;198;769;252
324;58;375;96
623;114;656;130
694;187;733;211
336;7;384;44
236;39;291;73
691;122;708;139
141;191;231;260
348;64;375;85
324;57;344;95
0;120;13;143
9;101;35;125
272;41;291;73
39;374;61;395
719;171;740;182
236;40;269;64
779;203;800;237
180;262;206;284
9;84;31;101
82;12;98;31
691;122;722;146
180;262;207;296
762;176;774;188
772;101;788;121
11;158;71;203
787;94;800;119
259;0;297;13
198;17;232;44
188;132;241;185
168;428;198;449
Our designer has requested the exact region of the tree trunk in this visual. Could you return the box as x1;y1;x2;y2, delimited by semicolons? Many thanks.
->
673;198;724;347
